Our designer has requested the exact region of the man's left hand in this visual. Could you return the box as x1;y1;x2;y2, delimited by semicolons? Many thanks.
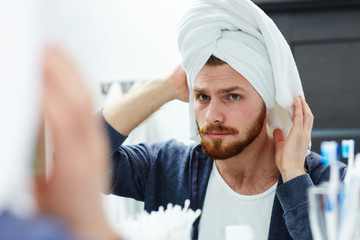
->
273;95;314;183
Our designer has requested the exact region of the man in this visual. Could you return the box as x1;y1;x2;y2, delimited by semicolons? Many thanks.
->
101;0;346;239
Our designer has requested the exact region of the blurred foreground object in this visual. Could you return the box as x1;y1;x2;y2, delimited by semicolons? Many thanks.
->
35;47;120;240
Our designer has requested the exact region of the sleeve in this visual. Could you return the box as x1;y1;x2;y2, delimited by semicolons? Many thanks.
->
276;174;314;240
99;113;161;201
276;160;347;240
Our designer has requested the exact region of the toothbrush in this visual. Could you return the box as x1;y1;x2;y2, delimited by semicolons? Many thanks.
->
339;139;355;238
320;141;340;240
342;139;355;184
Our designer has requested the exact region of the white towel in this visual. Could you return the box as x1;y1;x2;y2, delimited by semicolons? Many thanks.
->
177;0;304;140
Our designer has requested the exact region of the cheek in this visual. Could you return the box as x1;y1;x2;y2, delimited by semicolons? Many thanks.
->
193;104;209;129
230;106;258;123
239;106;254;116
193;105;203;121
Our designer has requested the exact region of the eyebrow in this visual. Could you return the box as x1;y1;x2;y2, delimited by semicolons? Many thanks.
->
217;86;243;94
193;86;244;94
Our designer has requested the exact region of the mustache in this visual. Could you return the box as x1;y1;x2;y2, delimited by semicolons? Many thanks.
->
199;124;239;135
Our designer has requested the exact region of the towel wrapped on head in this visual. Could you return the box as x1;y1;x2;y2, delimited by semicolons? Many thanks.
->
177;0;304;140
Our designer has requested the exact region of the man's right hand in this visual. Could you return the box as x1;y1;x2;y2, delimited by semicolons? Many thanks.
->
103;63;189;136
166;64;189;103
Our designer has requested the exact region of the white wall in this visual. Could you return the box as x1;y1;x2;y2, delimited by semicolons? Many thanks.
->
43;0;194;109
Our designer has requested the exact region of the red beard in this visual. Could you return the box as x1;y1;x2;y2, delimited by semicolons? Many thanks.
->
198;106;266;160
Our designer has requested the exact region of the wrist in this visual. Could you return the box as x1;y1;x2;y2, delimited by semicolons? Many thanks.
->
161;74;186;101
162;64;189;102
146;76;176;102
281;167;306;183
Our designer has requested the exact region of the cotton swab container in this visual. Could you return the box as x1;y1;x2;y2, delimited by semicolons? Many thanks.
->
118;200;201;240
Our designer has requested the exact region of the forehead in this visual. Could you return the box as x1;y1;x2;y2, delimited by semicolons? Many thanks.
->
194;63;253;90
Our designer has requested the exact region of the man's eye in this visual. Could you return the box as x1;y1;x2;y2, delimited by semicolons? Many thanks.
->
229;94;240;100
199;94;210;101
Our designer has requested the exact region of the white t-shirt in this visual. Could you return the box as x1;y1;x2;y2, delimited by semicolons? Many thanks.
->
198;162;278;240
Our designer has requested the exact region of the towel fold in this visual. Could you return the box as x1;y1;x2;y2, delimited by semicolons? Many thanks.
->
177;0;304;140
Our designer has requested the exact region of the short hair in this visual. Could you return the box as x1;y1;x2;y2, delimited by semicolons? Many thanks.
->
206;55;226;66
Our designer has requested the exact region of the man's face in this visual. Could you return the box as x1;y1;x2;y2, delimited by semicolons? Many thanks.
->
193;63;266;160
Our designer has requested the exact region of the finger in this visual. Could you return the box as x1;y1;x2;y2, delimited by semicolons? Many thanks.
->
44;48;84;118
44;47;93;117
292;96;303;130
299;96;314;136
43;73;69;144
273;129;285;162
44;48;105;160
44;52;91;151
44;48;92;134
43;73;84;143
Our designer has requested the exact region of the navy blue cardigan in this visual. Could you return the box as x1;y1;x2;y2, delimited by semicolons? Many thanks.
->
103;117;347;240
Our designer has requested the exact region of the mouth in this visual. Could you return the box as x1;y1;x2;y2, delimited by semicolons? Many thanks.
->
205;132;233;139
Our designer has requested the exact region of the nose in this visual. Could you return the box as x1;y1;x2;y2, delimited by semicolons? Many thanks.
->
205;99;224;125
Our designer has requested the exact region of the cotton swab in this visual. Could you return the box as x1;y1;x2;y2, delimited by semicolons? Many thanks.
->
118;199;201;240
